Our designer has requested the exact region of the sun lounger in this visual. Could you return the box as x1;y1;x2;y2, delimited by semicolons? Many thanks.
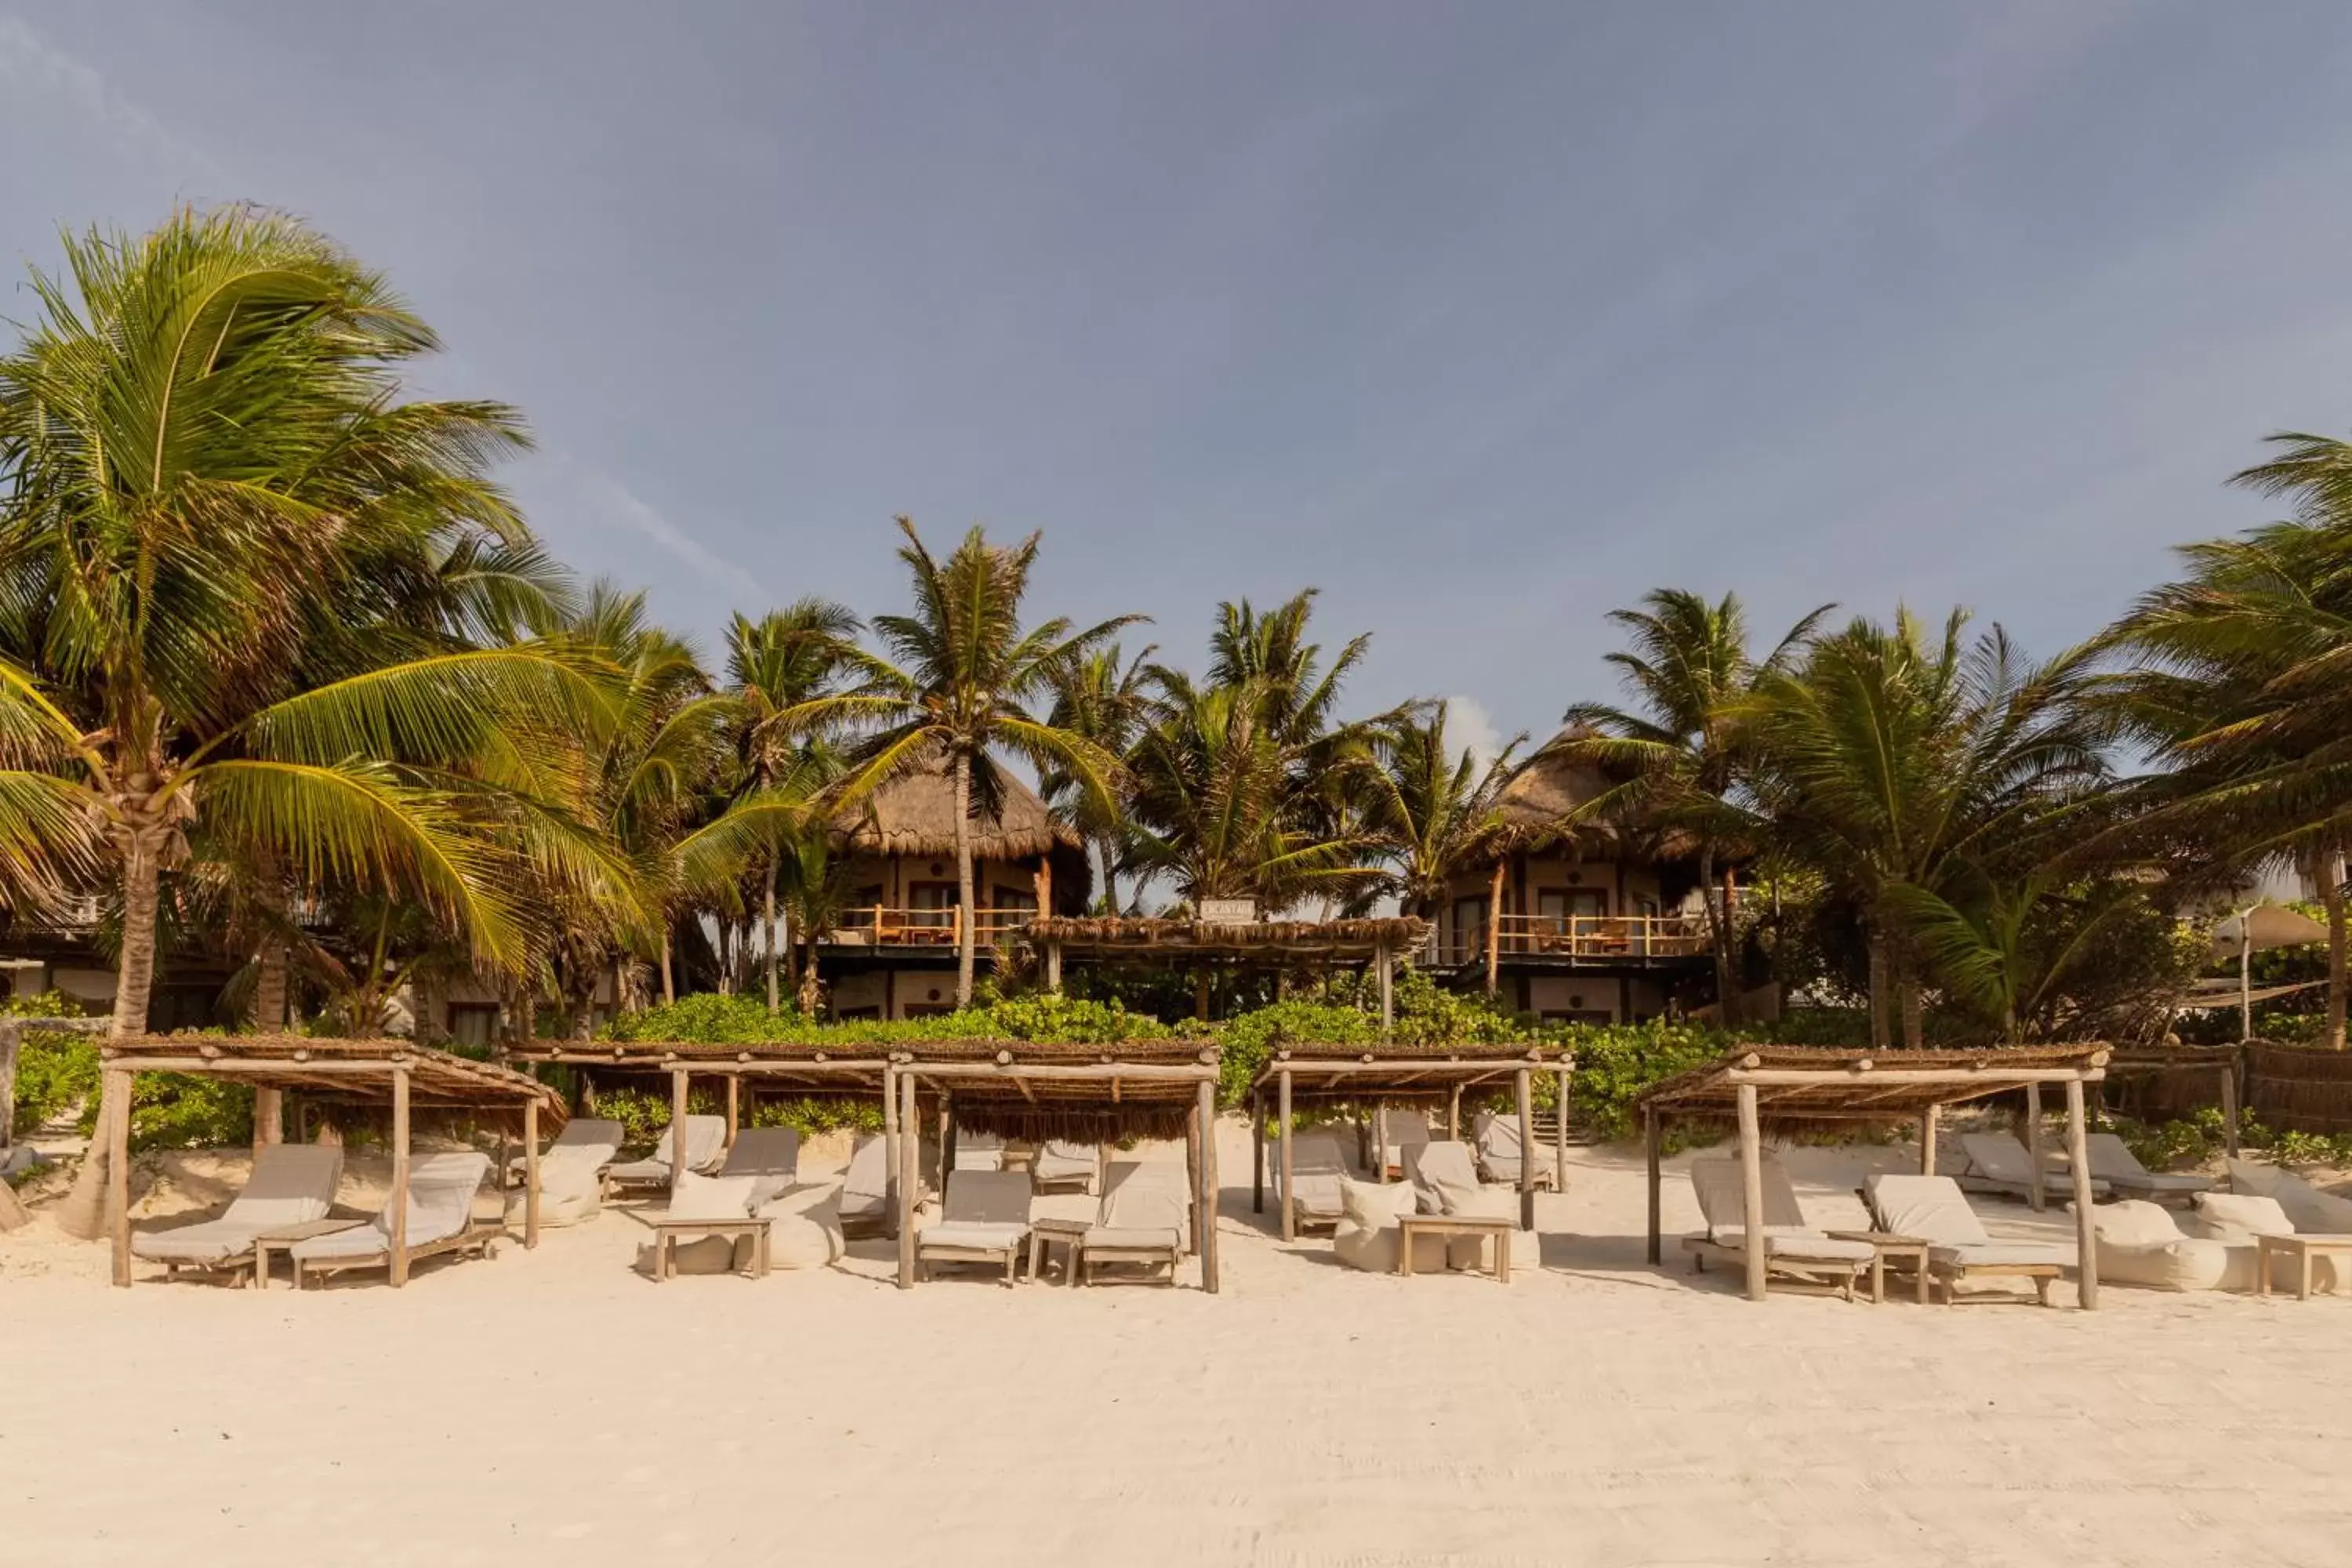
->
2190;1192;2347;1293
604;1114;728;1194
1957;1133;2109;1205
2091;1200;2232;1291
506;1117;622;1185
717;1126;801;1207
1472;1109;1558;1191
1031;1139;1098;1193
505;1118;623;1229
1277;1131;1350;1233
951;1130;1007;1172
1406;1139;1486;1215
1683;1156;1874;1300
1081;1160;1192;1285
2226;1157;2352;1232
2078;1133;2211;1203
1375;1111;1432;1180
917;1169;1033;1285
129;1144;344;1284
837;1134;892;1237
289;1152;497;1288
1863;1172;2072;1305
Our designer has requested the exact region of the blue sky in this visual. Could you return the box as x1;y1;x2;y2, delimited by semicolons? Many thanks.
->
6;3;2352;758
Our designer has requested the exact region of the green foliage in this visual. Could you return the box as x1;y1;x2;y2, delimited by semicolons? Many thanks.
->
585;1085;728;1153
2107;1107;2352;1171
1218;998;1379;1105
124;1075;254;1151
606;991;1173;1047
748;1097;884;1137
1546;1020;1731;1142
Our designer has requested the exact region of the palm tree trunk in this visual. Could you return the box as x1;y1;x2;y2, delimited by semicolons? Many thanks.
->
1899;977;1925;1049
1099;839;1119;917
60;819;165;1240
2321;846;2348;1051
797;943;822;1015
764;856;781;1016
1866;923;1891;1051
1698;845;1735;1025
659;927;675;1007
953;750;977;1008
252;942;289;1033
1483;858;1505;997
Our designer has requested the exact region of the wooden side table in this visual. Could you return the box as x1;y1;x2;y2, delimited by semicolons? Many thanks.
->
1026;1217;1091;1286
1827;1231;1931;1304
2256;1233;2352;1300
1396;1214;1515;1283
251;1219;365;1292
648;1218;770;1281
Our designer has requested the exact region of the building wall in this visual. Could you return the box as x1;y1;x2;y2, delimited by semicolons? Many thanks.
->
1432;852;1675;956
1522;974;1672;1025
840;851;1045;912
825;967;962;1020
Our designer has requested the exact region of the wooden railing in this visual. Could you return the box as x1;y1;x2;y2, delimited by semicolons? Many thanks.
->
1423;913;1710;967
829;907;1035;948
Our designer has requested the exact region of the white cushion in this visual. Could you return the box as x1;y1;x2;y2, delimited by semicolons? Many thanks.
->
1867;1174;1991;1246
920;1219;1028;1250
2092;1200;2185;1247
755;1183;844;1269
667;1171;760;1223
1929;1240;2071;1269
2190;1192;2295;1241
2270;1174;2352;1234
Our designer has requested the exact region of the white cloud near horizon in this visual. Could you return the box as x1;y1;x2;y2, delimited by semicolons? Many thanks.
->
556;456;773;606
0;15;219;182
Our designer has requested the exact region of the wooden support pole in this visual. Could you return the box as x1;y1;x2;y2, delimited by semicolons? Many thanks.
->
896;1070;918;1289
1198;1076;1221;1294
1250;1090;1265;1214
1484;859;1505;996
107;1066;132;1287
882;1062;900;1233
1644;1105;1663;1265
1918;1104;1940;1175
669;1069;688;1202
2066;1076;2098;1310
938;1090;954;1191
0;1022;18;1152
1375;1103;1390;1184
1045;939;1063;994
252;1086;284;1155
1515;1066;1535;1231
390;1065;412;1288
522;1094;542;1250
1554;1065;1570;1192
1185;1095;1205;1256
1737;1081;1766;1303
725;1074;739;1146
2024;1080;2045;1213
1447;1083;1462;1142
1279;1069;1296;1242
1375;943;1394;1039
2220;1062;2241;1159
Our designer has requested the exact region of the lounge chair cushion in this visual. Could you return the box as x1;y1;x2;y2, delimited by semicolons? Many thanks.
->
2190;1191;2295;1240
920;1220;1029;1251
290;1152;488;1262
2081;1134;2210;1196
2092;1200;2230;1291
838;1135;891;1221
1084;1225;1185;1251
719;1127;802;1207
1406;1141;1485;1215
755;1181;845;1269
1033;1140;1098;1188
1867;1174;1992;1246
1282;1133;1350;1219
1960;1133;2107;1199
943;1169;1033;1225
2258;1169;2352;1233
504;1157;604;1228
130;1144;344;1264
667;1171;760;1223
1928;1241;2072;1270
1332;1177;1448;1272
1092;1161;1191;1259
951;1131;1007;1172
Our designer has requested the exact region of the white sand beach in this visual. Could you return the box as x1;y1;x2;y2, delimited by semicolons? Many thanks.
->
6;1126;2349;1568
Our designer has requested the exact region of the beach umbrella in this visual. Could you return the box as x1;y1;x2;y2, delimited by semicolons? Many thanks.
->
2211;905;2328;1041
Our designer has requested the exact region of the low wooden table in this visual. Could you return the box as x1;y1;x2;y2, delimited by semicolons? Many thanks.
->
648;1218;769;1281
1026;1217;1091;1286
1827;1230;1932;1305
1397;1214;1515;1283
251;1218;365;1291
2256;1233;2352;1300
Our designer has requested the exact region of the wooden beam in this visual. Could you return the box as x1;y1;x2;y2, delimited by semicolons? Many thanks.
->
1278;1069;1296;1243
107;1066;132;1288
1446;1083;1462;1142
881;1062;898;1236
522;1093;541;1250
1515;1066;1535;1231
1554;1065;1570;1192
1919;1103;1940;1175
1185;1093;1204;1255
1737;1081;1766;1303
669;1069;688;1202
896;1069;918;1288
1644;1105;1662;1266
1250;1090;1265;1214
913;1062;1220;1083
2220;1062;2241;1159
390;1065;412;1288
1726;1068;2105;1087
1484;859;1505;996
0;1022;16;1152
1198;1076;1221;1294
2066;1076;2098;1310
724;1075;739;1145
2024;1080;2045;1213
1375;942;1394;1040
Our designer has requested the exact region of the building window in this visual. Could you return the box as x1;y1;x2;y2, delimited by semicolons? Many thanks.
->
448;1004;499;1049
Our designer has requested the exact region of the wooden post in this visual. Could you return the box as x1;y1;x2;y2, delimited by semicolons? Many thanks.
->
0;1022;17;1152
1251;1090;1265;1214
1554;1065;1570;1192
2220;1060;2241;1159
882;1062;900;1233
896;1071;918;1289
2023;1080;2045;1213
669;1069;688;1202
1644;1105;1663;1265
390;1065;412;1288
1278;1069;1296;1242
252;1085;284;1155
725;1075;739;1146
1185;1095;1205;1255
938;1089;954;1191
1375;1104;1389;1183
1515;1066;1535;1231
1375;942;1394;1039
522;1094;542;1250
2065;1076;2098;1310
1737;1081;1766;1303
1447;1083;1462;1142
1484;859;1505;996
107;1066;132;1288
1198;1076;1221;1294
1045;939;1063;994
1918;1104;1940;1175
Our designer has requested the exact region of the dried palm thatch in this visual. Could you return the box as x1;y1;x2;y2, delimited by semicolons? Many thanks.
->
101;1034;568;1136
907;1037;1219;1143
1028;914;1428;957
831;757;1080;861
1637;1043;2110;1130
2245;1041;2352;1134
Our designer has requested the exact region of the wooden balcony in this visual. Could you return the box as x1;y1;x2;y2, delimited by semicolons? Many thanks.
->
1424;913;1710;969
826;907;1034;950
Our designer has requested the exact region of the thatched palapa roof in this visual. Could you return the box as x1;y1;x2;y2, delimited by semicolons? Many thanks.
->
833;758;1081;862
1636;1043;2111;1128
102;1034;568;1134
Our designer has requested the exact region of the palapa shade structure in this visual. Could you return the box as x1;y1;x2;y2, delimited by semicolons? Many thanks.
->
1027;915;1429;1022
98;1034;566;1288
511;1034;1227;1291
1247;1041;1572;1236
1635;1044;2112;1306
832;752;1090;908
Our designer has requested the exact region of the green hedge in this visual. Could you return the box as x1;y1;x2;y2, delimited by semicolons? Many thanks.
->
605;991;1172;1047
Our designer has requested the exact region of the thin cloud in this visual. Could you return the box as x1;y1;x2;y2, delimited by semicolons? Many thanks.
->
566;457;771;602
0;16;220;180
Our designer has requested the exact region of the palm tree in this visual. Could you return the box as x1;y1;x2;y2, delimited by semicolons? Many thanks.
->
1744;610;2107;1048
1357;702;1526;920
0;207;603;1236
1554;590;1828;1022
725;600;861;1012
1040;642;1155;914
827;519;1138;1007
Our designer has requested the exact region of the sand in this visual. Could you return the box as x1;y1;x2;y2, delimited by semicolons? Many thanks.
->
5;1125;2350;1567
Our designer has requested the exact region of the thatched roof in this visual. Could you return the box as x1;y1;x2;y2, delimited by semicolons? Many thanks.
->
103;1034;567;1134
1493;737;1617;836
1029;914;1428;959
1636;1044;2111;1128
832;758;1081;862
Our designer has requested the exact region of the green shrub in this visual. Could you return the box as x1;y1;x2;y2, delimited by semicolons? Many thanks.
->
605;991;1172;1048
1548;1020;1730;1142
2105;1107;2352;1172
8;990;100;1135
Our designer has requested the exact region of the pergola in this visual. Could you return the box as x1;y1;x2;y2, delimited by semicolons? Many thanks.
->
2102;1043;2241;1156
1635;1044;2113;1307
1029;916;1431;1025
98;1034;567;1288
510;1035;1228;1292
1247;1043;1573;1236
